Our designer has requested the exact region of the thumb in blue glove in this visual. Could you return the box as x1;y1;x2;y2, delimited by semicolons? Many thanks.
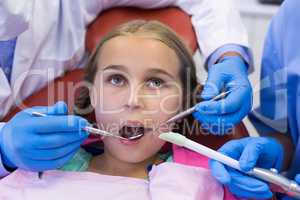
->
0;101;89;171
296;174;300;184
193;56;252;135
209;137;283;199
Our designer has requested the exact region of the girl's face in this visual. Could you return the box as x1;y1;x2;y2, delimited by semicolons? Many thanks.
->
90;35;183;163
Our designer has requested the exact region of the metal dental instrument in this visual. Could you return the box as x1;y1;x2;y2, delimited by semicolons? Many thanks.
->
249;168;300;199
159;132;300;199
165;90;232;124
31;111;129;140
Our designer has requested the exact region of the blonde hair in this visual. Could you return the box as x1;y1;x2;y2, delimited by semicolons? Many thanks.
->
75;20;198;116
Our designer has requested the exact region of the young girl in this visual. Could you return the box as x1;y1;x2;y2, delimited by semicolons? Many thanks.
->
0;20;238;200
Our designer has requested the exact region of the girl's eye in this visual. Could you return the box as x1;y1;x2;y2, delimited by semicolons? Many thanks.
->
108;74;126;86
146;78;165;89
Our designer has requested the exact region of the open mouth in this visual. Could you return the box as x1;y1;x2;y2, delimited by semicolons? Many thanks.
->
119;125;146;141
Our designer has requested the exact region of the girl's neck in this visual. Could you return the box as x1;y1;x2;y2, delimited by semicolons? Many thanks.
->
88;151;161;179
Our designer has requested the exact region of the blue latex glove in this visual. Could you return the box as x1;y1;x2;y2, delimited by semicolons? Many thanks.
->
0;101;89;171
193;56;252;135
296;174;300;183
209;137;284;199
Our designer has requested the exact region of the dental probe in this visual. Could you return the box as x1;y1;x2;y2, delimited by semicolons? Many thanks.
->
165;90;232;124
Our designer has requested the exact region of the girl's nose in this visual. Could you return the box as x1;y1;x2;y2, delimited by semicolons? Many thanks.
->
124;84;145;110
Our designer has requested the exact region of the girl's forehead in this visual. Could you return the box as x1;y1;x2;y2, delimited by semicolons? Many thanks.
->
96;36;181;76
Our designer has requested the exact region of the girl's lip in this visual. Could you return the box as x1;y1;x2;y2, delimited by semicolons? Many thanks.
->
118;128;155;145
120;120;144;127
119;120;155;132
119;138;140;145
118;120;155;140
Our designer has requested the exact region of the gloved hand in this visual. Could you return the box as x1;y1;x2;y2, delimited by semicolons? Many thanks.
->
193;56;252;135
209;137;284;199
296;174;300;183
0;101;89;172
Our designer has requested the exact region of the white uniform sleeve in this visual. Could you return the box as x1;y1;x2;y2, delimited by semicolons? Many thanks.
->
0;0;34;40
174;0;249;60
0;122;10;178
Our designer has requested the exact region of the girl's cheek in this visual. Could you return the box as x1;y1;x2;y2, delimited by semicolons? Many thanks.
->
159;97;181;116
102;89;128;110
148;131;166;145
102;137;119;149
145;91;182;114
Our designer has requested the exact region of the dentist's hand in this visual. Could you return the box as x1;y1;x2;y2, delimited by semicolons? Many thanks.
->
209;137;284;199
193;56;252;135
0;101;89;172
296;174;300;183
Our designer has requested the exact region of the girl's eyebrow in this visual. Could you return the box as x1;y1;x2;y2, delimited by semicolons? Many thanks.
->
102;64;128;73
147;68;176;80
